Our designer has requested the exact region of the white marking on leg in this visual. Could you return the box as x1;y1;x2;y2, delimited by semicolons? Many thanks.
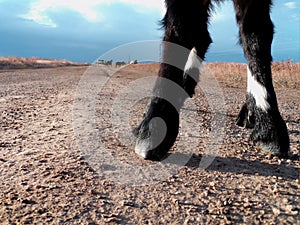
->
184;47;202;74
247;66;270;111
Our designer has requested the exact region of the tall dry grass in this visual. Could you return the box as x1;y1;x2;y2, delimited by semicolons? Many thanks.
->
128;61;300;90
207;61;300;89
271;61;300;89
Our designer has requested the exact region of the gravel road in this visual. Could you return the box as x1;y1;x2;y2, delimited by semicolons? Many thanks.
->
0;65;299;224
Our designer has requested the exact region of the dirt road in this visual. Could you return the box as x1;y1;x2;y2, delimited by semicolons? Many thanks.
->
0;65;299;224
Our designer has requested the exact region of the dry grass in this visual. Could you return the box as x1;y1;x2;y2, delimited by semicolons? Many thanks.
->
2;57;298;89
271;61;300;89
0;56;88;70
205;63;247;88
127;63;160;74
127;61;300;90
208;61;300;89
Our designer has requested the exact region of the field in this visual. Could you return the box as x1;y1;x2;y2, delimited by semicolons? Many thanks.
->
0;62;299;224
0;56;88;70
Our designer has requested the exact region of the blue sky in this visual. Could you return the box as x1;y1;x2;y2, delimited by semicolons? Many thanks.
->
0;0;299;63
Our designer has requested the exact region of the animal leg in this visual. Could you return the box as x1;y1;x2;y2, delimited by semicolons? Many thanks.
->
134;0;211;160
234;0;289;157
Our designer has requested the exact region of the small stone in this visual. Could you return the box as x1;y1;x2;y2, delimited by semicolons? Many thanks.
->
209;182;215;187
290;210;298;215
22;199;37;205
282;198;289;204
171;198;179;205
122;201;135;207
104;217;119;223
89;189;98;195
203;190;209;197
272;207;280;215
273;186;279;193
243;202;251;209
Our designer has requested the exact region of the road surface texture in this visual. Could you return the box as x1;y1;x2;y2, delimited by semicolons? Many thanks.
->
0;65;299;224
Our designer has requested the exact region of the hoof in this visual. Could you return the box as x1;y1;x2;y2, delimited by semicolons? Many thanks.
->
135;139;166;161
250;112;290;158
134;126;178;161
256;141;289;158
134;140;151;159
237;95;290;158
134;98;179;161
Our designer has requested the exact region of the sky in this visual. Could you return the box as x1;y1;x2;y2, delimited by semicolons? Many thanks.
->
0;0;299;63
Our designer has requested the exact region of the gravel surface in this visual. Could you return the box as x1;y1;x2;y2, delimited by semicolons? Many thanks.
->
0;65;299;224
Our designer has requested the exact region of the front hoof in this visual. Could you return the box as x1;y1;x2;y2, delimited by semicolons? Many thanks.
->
134;140;151;159
135;139;164;161
134;116;179;161
134;98;179;161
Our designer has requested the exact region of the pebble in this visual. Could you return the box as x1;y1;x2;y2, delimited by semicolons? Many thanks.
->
272;207;281;215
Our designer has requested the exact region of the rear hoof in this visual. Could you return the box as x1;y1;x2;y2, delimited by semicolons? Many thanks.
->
250;116;290;159
256;141;289;158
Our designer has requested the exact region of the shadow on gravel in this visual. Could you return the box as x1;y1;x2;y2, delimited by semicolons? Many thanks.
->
184;154;299;180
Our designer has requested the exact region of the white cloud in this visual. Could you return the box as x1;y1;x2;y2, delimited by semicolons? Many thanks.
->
21;0;104;27
211;13;228;22
21;0;165;27
210;1;234;22
284;2;296;9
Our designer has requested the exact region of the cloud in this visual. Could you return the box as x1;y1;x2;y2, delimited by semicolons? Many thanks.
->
284;2;296;9
211;13;227;22
21;0;104;27
21;0;165;27
210;1;234;22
